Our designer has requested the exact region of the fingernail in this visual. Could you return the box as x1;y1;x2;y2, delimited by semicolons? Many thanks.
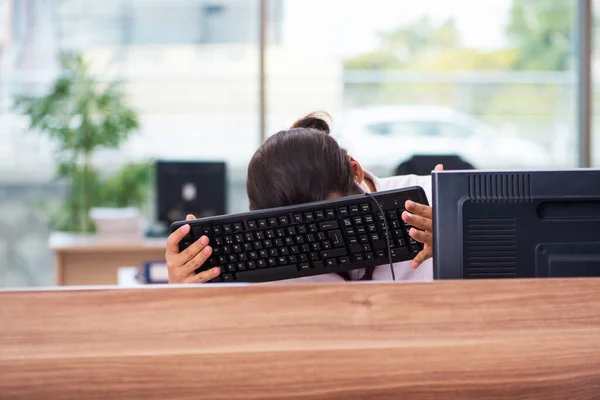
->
212;267;220;275
200;236;209;245
410;228;416;236
181;224;190;233
203;246;211;255
407;200;414;208
403;212;411;220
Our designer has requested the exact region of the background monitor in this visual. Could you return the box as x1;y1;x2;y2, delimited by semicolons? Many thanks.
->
432;169;600;279
156;161;227;228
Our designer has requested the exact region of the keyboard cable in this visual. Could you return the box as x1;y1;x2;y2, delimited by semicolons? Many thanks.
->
364;191;396;281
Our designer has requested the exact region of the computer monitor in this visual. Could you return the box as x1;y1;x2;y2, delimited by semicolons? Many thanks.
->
156;161;227;228
432;169;600;279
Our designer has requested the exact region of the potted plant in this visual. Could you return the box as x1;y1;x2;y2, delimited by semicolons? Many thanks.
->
14;52;152;233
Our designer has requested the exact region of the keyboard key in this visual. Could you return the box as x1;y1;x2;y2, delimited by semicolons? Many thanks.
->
268;217;278;226
279;216;289;225
325;259;336;268
350;205;360;214
325;209;335;218
371;233;381;241
268;258;277;267
248;261;257;270
320;221;339;230
339;256;350;266
269;248;278;257
290;246;300;254
237;262;247;271
223;246;231;254
253;241;263;250
304;212;314;221
342;218;352;227
284;237;294;246
234;234;243;243
301;244;311;253
299;254;309;263
349;236;358;244
298;225;308;234
309;252;320;261
321;248;347;259
276;228;286;237
243;243;252;251
312;260;324;270
257;259;267;268
233;244;242;253
223;224;232;234
287;227;297;235
354;254;364;262
279;247;289;256
364;215;374;224
387;210;398;220
345;228;355;236
391;247;409;257
275;238;284;247
258;220;268;229
249;251;258;260
277;256;287;265
322;240;332;250
233;222;243;232
255;231;265;240
311;242;321;251
306;233;316;242
317;232;326;241
299;263;311;271
357;226;366;234
222;274;234;282
239;253;248;261
228;254;237;262
266;230;275;239
360;203;370;212
360;235;369;244
247;221;257;230
373;240;387;250
362;244;372;252
410;245;420;253
215;237;224;246
288;255;298;265
353;216;364;225
397;238;406;247
365;252;374;261
392;220;402;229
368;224;377;233
308;224;318;233
259;250;268;258
245;232;254;241
236;265;297;282
224;236;234;245
293;213;303;223
315;210;325;220
203;227;212;235
218;256;227;264
227;264;236;273
338;207;349;217
264;240;273;248
213;226;223;235
295;235;304;244
376;250;386;259
327;230;344;247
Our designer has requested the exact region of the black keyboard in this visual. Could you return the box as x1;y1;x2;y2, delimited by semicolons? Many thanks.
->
171;186;428;283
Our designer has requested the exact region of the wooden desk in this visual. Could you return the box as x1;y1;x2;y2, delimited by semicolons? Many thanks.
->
49;232;166;285
1;279;600;399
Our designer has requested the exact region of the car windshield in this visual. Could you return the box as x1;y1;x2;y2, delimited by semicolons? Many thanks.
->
365;120;474;139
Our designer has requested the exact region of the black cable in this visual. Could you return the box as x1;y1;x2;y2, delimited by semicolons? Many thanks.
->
364;191;395;281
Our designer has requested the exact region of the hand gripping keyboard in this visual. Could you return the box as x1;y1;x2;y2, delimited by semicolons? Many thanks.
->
171;186;428;283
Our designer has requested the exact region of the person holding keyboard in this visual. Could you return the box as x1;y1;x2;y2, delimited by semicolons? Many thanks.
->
166;112;440;284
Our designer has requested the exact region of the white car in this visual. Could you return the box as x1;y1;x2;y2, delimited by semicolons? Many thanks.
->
335;105;553;173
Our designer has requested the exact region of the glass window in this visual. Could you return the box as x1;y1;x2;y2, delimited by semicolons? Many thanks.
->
268;0;578;175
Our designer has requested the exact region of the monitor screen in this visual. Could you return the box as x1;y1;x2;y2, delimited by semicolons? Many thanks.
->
156;161;227;227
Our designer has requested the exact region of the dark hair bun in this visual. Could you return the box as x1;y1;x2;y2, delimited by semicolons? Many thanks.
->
291;111;331;134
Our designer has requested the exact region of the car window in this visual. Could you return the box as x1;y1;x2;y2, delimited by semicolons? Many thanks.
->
434;122;474;139
365;121;428;137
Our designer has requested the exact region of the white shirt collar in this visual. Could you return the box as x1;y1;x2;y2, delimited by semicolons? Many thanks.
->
360;169;381;193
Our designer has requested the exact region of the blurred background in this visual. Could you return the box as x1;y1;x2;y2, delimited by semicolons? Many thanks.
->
0;0;597;287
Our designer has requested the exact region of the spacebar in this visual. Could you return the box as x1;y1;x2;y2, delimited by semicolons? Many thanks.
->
236;265;300;283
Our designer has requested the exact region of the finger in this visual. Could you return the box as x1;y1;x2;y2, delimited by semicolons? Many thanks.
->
405;201;432;220
411;248;431;269
181;243;213;276
180;235;210;263
165;224;190;254
409;227;432;245
185;266;221;284
402;211;432;232
186;214;196;220
434;164;444;172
